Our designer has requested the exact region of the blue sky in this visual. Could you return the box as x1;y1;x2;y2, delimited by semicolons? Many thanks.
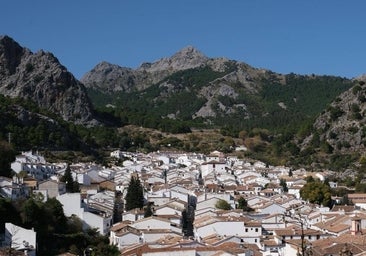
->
2;1;365;79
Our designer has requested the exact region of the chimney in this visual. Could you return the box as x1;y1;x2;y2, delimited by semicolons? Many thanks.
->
351;216;362;236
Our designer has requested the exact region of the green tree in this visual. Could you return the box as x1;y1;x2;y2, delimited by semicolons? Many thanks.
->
280;178;289;192
44;198;68;233
0;140;15;177
21;198;41;227
91;242;120;256
181;206;194;237
144;202;154;218
215;199;231;210
237;196;253;212
288;168;293;177
355;183;366;193
300;179;332;207
124;176;144;211
0;198;21;233
60;165;79;193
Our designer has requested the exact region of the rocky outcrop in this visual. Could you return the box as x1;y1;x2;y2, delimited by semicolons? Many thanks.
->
81;46;211;92
302;79;366;153
139;46;208;72
0;35;97;126
81;45;269;119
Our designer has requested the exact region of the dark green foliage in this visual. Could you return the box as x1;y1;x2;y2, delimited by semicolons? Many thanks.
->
0;197;118;255
60;165;80;193
25;62;34;73
350;103;362;120
327;153;359;171
0;95;92;152
280;179;289;192
237;197;253;212
87;68;352;137
124;176;144;211
158;137;183;148
289;168;293;177
352;85;362;94
0;140;16;177
355;183;366;193
351;103;361;113
329;106;344;121
0;198;21;233
215;199;231;210
257;75;352;130
300;178;332;207
358;94;366;103
181;206;195;237
44;198;68;233
144;202;154;218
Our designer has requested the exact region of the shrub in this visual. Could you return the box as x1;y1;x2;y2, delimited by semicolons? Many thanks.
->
352;85;362;95
215;199;231;210
25;63;34;73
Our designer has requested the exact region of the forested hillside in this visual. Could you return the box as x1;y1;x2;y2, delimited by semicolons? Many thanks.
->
87;68;353;136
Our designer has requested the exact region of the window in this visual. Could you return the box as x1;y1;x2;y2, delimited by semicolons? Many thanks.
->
245;228;248;232
255;228;258;232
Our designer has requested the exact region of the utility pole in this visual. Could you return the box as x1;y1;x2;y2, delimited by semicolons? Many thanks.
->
283;209;312;256
8;132;11;144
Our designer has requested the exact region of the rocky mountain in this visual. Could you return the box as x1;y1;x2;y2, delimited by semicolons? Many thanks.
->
302;77;366;154
0;35;97;125
82;46;281;121
81;46;264;94
82;46;352;130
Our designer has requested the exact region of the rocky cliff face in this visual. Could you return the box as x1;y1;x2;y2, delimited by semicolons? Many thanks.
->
81;46;265;93
0;35;97;125
302;77;366;154
81;45;272;119
81;46;209;92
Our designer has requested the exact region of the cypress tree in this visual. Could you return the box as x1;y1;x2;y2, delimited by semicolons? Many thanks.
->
125;176;144;211
60;165;79;193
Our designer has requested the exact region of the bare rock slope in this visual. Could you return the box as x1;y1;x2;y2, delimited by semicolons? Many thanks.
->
0;35;97;125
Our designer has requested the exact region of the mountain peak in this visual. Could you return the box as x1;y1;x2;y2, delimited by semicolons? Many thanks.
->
173;46;206;59
139;46;208;72
0;35;28;76
0;35;97;125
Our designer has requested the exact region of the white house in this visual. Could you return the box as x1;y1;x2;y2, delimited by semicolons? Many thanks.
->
256;202;287;215
109;223;142;249
11;152;58;180
200;160;227;178
5;223;37;256
56;193;112;235
194;216;262;246
83;211;113;235
0;176;29;200
131;216;172;230
110;150;123;159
